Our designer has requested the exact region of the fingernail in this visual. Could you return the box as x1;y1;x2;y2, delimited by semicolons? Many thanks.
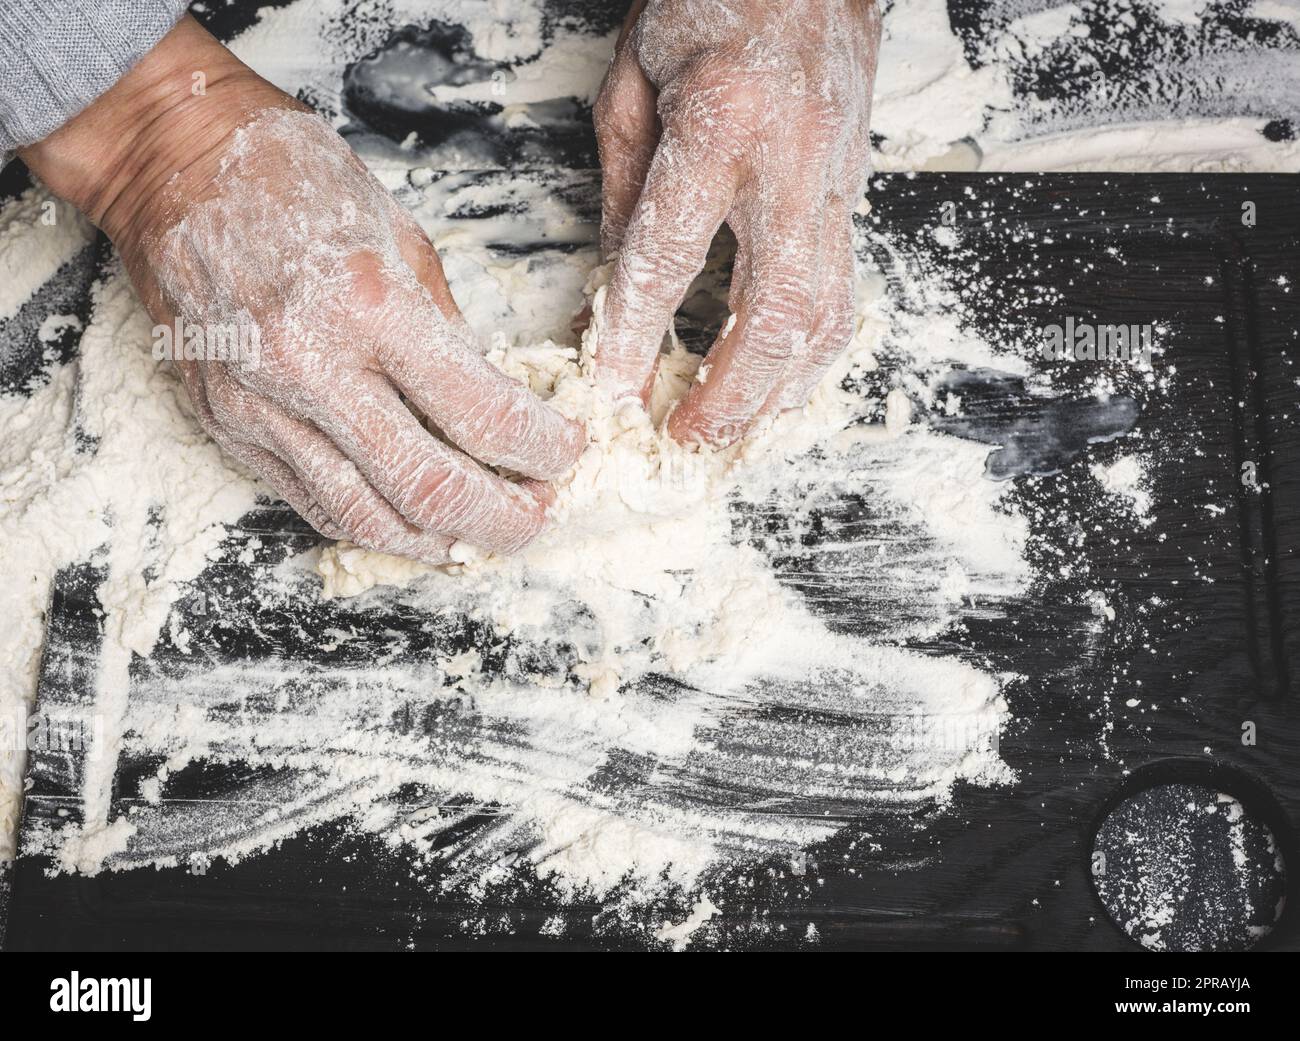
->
566;416;588;455
446;540;482;565
521;478;557;509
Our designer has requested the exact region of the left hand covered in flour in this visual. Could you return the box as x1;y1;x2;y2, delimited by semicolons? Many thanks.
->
592;0;882;446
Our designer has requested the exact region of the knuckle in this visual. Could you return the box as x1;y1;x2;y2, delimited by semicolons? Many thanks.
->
346;518;392;551
813;303;855;357
342;250;398;316
616;229;702;290
242;336;338;408
746;332;800;367
394;458;473;531
205;380;253;429
813;319;853;361
299;500;339;538
748;286;816;335
667;55;768;138
245;333;309;382
329;488;383;541
446;394;525;457
453;400;580;479
402;463;542;551
215;433;260;471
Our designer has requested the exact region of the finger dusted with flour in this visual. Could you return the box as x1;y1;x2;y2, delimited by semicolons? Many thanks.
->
20;17;584;563
148;108;584;558
593;0;881;446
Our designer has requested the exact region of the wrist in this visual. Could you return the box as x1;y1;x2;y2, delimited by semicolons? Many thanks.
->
18;16;295;254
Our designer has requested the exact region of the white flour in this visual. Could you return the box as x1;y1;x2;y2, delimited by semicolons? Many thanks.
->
218;0;1300;173
0;0;1294;924
1092;453;1153;521
0;198;262;861
17;238;1025;897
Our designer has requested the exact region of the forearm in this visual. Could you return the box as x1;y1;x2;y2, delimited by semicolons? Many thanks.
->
18;16;294;256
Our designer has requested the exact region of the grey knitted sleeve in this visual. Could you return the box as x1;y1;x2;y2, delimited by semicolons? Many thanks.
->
0;0;191;155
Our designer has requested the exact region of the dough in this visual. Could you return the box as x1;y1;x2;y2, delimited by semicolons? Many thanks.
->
318;265;880;698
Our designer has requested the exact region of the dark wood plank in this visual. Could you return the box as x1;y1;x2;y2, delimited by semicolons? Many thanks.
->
5;172;1297;950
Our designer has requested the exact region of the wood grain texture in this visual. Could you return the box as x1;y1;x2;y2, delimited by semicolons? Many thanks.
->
3;172;1296;950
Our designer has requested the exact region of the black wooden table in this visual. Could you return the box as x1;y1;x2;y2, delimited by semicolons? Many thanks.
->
3;0;1299;950
3;171;1296;951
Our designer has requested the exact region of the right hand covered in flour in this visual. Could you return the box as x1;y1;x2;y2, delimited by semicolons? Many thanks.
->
593;0;882;446
19;17;584;564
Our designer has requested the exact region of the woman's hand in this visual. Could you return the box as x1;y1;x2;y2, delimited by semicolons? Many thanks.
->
21;17;584;563
594;0;881;446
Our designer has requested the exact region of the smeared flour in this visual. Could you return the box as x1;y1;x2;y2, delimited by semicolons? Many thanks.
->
0;191;262;862
16;234;1024;902
0;0;1296;944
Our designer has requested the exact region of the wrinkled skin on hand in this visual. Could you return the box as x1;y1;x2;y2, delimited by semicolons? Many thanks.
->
122;107;584;563
594;0;881;446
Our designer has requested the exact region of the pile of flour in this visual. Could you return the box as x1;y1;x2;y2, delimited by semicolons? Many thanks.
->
319;266;907;702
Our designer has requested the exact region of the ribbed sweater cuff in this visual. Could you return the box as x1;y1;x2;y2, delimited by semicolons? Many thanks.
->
0;0;191;154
